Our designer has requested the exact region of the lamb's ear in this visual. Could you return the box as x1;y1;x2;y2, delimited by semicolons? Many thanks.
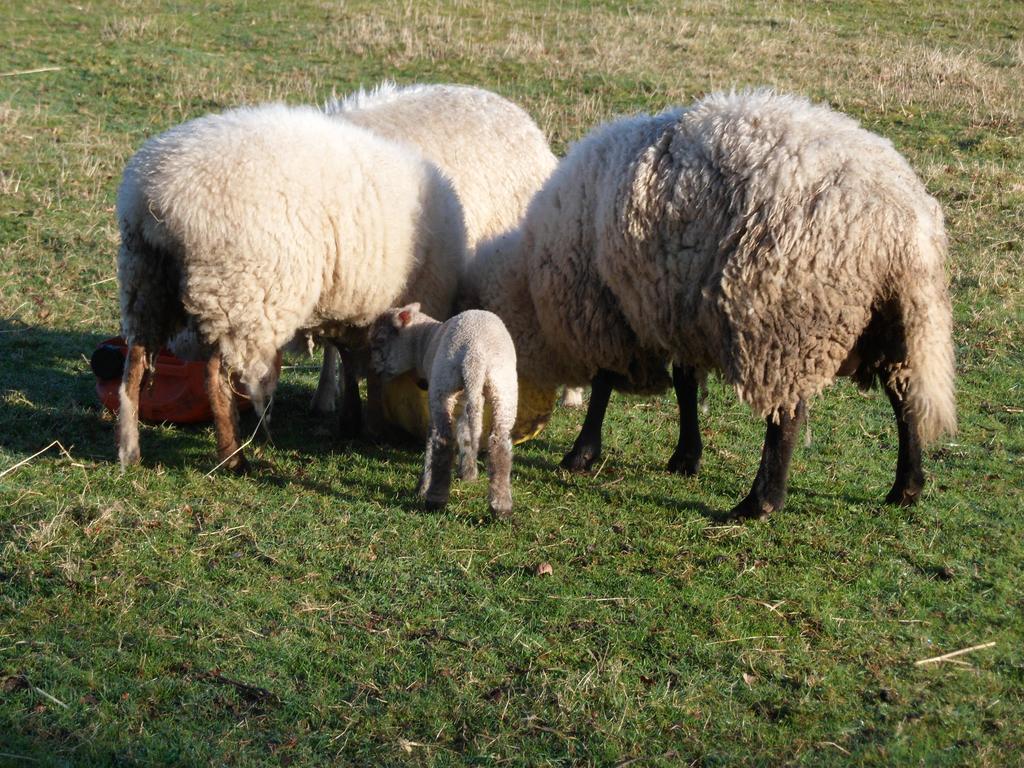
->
395;303;420;328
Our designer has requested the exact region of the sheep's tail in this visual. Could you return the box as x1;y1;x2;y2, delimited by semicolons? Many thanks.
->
894;229;956;445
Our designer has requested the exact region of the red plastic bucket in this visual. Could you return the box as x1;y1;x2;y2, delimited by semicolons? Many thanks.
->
92;337;255;424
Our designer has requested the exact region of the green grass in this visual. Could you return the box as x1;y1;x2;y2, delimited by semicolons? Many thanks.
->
1;1;1022;765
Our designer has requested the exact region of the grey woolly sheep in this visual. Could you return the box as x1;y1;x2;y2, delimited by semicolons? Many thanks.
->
369;304;518;518
309;82;562;427
116;103;465;471
471;89;956;518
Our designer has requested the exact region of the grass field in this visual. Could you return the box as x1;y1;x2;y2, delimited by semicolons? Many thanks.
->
1;1;1022;765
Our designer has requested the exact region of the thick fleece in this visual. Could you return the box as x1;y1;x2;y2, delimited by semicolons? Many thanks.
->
369;304;518;518
472;89;955;510
309;82;559;416
116;103;465;467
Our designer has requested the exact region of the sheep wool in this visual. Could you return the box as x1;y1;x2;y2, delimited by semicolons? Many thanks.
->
476;89;955;513
369;304;519;518
326;82;557;251
116;103;466;468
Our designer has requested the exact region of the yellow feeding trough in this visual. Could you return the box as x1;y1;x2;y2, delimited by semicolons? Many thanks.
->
380;372;557;444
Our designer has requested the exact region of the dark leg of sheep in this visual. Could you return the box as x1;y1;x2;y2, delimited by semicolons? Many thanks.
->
560;369;614;472
667;364;702;475
883;378;925;506
206;354;249;474
337;347;362;439
729;400;806;520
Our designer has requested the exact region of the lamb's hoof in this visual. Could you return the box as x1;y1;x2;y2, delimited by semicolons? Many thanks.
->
666;451;700;476
560;446;598;473
458;466;479;482
118;448;141;469
489;502;513;521
727;494;774;521
885;484;921;507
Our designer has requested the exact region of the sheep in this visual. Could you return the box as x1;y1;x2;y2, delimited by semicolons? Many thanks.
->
368;303;518;518
470;89;956;518
310;82;564;429
116;102;465;471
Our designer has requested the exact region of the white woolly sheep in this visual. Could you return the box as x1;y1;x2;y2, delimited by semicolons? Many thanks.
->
116;103;465;471
310;82;566;426
369;304;518;518
471;89;956;518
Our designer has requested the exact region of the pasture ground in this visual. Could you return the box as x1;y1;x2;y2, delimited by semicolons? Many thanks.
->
1;1;1022;765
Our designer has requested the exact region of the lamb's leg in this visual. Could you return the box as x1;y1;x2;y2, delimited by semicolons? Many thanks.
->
560;386;585;408
485;378;516;520
311;342;340;416
206;354;249;474
117;343;147;468
883;377;925;506
422;393;456;510
456;383;484;482
667;364;703;476
487;431;514;520
729;400;805;520
560;369;614;472
337;347;362;439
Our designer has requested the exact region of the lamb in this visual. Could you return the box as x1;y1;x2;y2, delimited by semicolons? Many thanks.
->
368;304;518;518
310;82;575;427
470;89;956;518
116;103;465;471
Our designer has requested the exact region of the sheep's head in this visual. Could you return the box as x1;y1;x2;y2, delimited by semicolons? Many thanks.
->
368;303;426;378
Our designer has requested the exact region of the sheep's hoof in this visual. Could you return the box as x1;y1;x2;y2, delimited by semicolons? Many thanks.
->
560;446;598;472
666;451;701;476
118;448;141;469
458;465;479;482
489;501;513;521
223;455;251;476
338;412;362;440
885;484;921;507
727;494;774;521
423;496;448;512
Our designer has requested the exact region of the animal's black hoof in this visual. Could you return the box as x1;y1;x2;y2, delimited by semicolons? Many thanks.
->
423;497;447;512
666;451;701;476
560;446;598;472
885;485;921;507
727;494;773;521
337;414;362;440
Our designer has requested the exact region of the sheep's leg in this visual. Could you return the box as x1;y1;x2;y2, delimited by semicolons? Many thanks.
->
729;401;805;520
311;342;340;416
337;347;362;439
456;384;484;482
487;431;514;519
883;377;925;506
560;369;614;472
422;393;457;510
206;354;249;474
560;386;585;408
363;367;385;439
117;343;147;468
485;379;516;520
666;364;703;476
